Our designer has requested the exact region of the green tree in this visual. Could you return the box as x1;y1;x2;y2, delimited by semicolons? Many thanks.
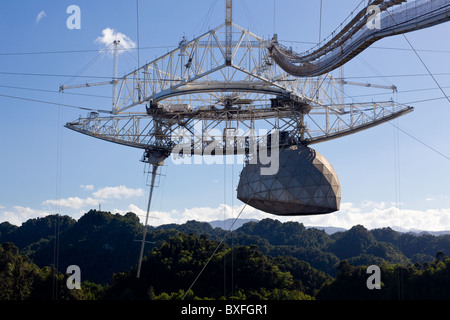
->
0;242;38;299
328;225;376;259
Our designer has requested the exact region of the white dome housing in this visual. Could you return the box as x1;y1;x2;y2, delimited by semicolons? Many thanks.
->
237;145;341;216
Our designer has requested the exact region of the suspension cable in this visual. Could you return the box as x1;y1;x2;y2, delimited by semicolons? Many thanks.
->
182;203;247;300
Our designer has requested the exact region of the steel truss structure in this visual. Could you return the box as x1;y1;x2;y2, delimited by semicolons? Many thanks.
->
65;9;416;157
61;0;450;278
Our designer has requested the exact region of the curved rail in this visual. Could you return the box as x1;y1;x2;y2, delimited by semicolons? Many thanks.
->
271;0;450;77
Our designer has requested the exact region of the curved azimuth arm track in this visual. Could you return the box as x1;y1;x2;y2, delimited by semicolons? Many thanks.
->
270;0;450;77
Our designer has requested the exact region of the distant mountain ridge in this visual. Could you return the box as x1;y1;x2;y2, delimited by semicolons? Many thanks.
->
206;218;347;234
206;218;258;231
205;219;450;236
305;226;347;234
389;226;450;236
2;210;450;285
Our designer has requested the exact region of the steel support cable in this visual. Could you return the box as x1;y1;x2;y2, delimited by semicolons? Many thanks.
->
389;122;450;161
63;42;114;87
52;93;64;300
0;45;176;57
336;73;450;161
379;5;450;105
393;118;403;299
0;71;190;83
328;100;450;161
332;97;450;161
0;69;441;82
182;203;247;300
403;96;450;104
182;145;293;300
223;158;227;297
239;0;258;35
0;71;114;79
231;162;235;297
198;0;219;34
0;84;111;99
0;92;111;113
273;0;276;34
349;85;450;99
136;0;140;68
356;55;396;88
401;34;450;105
327;64;450;162
318;0;323;43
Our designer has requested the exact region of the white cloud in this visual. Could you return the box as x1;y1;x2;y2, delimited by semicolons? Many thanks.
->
285;201;450;232
95;28;136;53
93;185;144;200
42;197;99;210
41;185;143;210
425;194;448;202
116;201;450;232
0;206;49;226
4;193;450;232
80;184;94;191
36;11;46;24
119;203;267;227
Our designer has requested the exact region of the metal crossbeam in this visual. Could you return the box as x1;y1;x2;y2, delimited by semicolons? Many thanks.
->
64;2;427;155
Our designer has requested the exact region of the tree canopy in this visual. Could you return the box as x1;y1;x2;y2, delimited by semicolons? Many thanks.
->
1;210;450;300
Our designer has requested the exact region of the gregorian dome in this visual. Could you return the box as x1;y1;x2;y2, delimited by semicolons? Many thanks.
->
237;145;341;216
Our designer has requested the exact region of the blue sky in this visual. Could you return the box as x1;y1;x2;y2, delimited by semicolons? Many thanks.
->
0;0;449;231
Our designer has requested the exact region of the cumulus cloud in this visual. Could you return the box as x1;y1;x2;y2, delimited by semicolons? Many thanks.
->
93;185;144;200
425;194;448;202
120;203;268;226
279;202;450;232
4;193;450;232
80;184;94;191
36;11;46;24
41;185;143;210
118;201;450;232
95;28;136;53
42;197;99;210
0;206;50;226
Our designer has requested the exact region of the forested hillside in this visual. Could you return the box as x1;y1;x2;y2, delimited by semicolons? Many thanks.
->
1;210;450;300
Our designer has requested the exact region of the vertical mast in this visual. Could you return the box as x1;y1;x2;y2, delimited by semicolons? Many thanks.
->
136;149;168;278
112;40;119;113
225;0;232;65
136;163;159;279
